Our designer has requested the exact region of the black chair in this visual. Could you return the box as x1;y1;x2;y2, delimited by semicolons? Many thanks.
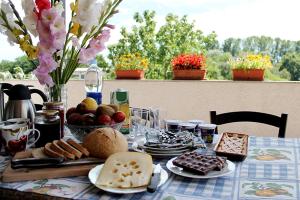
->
210;111;288;138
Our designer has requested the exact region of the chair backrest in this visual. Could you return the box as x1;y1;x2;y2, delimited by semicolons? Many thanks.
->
210;111;288;138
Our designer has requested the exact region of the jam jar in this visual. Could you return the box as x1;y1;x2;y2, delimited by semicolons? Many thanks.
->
165;120;182;133
34;110;61;147
44;102;65;137
180;123;196;133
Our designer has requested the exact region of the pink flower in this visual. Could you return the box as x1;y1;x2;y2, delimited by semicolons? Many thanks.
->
79;30;111;64
105;24;115;29
33;69;54;86
79;48;97;64
71;37;80;49
41;8;59;26
49;15;65;35
38;52;58;73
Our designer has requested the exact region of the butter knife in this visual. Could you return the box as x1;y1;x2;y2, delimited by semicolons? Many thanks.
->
147;164;162;193
11;157;104;169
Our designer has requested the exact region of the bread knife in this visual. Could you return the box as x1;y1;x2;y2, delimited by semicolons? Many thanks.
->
11;157;104;169
147;164;162;193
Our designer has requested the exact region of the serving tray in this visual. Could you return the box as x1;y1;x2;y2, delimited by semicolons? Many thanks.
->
214;132;248;161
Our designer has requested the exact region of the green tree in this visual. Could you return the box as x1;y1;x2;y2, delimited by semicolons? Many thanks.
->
279;53;300;81
222;38;241;56
108;10;219;79
206;50;232;80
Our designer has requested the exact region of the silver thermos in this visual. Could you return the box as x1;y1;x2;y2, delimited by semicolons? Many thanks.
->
0;83;12;121
3;84;48;123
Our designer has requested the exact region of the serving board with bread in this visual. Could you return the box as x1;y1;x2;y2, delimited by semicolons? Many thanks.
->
2;127;129;182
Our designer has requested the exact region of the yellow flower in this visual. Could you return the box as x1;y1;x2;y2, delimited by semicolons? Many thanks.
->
27;46;38;59
12;28;23;37
70;23;80;36
70;2;78;13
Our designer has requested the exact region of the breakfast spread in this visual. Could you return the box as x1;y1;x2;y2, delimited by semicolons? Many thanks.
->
172;152;227;175
83;128;128;159
96;152;153;188
214;132;248;161
43;139;89;160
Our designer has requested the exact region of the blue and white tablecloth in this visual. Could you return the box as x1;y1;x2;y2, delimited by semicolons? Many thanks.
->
1;136;300;200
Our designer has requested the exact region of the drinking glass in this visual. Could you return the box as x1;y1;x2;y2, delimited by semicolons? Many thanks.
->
130;108;149;138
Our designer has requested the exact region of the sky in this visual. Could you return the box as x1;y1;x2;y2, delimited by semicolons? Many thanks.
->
0;0;300;61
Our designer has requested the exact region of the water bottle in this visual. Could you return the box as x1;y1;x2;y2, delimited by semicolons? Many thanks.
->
85;59;103;104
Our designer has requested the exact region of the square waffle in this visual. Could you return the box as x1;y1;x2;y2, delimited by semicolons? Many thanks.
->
172;152;226;175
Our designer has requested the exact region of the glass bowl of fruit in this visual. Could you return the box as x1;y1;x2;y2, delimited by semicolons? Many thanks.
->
65;100;126;142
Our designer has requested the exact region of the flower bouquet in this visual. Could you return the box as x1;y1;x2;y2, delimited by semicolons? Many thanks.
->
229;54;272;81
115;53;149;79
171;54;206;80
0;0;122;101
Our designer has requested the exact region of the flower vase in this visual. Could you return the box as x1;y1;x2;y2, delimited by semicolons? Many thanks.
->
45;84;67;107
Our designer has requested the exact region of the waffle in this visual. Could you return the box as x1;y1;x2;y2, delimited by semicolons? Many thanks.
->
172;152;226;175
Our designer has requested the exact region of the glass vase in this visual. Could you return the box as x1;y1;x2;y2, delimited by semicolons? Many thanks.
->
45;84;68;108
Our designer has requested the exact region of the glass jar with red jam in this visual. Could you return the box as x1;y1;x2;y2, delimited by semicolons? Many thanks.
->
44;102;65;138
34;110;61;147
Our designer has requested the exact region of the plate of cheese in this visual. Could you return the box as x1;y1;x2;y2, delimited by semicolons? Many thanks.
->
88;152;168;194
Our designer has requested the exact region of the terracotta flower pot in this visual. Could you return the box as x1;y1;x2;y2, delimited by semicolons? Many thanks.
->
173;69;206;80
232;69;265;81
115;70;144;79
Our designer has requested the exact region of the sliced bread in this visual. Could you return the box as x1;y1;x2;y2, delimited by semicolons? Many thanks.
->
57;139;82;159
67;139;90;157
44;143;64;159
51;140;76;160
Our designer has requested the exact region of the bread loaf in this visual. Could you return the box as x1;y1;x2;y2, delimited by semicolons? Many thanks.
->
83;128;128;159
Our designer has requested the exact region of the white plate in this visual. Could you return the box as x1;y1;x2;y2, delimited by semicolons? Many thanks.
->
166;157;235;179
88;164;168;194
132;142;191;158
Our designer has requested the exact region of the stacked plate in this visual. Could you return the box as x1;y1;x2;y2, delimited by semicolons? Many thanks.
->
132;130;205;158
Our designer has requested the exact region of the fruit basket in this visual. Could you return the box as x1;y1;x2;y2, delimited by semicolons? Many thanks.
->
66;122;123;142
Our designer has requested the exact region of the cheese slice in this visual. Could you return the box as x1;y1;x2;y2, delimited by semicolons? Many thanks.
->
97;152;153;188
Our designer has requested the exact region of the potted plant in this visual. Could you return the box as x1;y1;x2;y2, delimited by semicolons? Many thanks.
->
115;53;149;79
230;54;273;81
172;54;206;80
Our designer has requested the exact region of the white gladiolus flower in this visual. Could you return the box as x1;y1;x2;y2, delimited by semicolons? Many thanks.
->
21;0;38;36
0;0;16;28
73;0;102;33
5;29;17;45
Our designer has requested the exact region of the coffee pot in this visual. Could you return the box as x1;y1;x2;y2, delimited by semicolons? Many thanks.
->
0;83;12;121
2;84;48;122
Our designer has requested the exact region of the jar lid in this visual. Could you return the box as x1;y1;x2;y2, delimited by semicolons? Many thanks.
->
179;123;196;128
188;120;205;125
44;102;63;106
198;124;217;130
37;110;59;117
165;120;183;125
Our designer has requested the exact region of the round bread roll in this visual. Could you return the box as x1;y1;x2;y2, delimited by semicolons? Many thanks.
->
83;128;128;159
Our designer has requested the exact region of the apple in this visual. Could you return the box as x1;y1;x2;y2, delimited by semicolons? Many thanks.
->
66;107;77;119
67;113;83;125
96;114;112;125
76;102;88;114
112;111;126;123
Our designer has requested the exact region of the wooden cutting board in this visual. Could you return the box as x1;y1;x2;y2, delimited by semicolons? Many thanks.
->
2;150;98;183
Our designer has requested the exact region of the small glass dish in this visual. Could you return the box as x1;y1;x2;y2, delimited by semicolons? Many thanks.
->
66;122;123;142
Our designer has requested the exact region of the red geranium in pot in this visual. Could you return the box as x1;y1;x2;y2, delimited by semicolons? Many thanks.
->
172;54;206;80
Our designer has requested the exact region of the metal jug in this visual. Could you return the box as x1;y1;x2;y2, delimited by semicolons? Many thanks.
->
0;83;12;121
3;84;48;123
